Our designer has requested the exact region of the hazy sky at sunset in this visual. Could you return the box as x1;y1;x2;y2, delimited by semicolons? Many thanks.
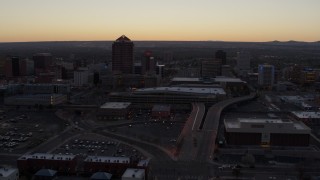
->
1;0;320;42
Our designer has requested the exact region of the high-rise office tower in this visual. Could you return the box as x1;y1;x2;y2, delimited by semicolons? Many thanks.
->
142;50;156;74
4;56;21;77
258;64;275;87
112;35;134;74
33;53;52;70
201;58;222;78
236;52;251;71
215;50;227;65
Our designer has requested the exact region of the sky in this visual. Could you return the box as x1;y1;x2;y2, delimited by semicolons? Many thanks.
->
0;0;320;42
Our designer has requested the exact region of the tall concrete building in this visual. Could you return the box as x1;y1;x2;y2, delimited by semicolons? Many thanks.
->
112;35;134;74
236;51;251;76
74;69;89;87
201;58;222;78
258;64;275;88
142;50;156;75
4;56;21;77
215;50;227;65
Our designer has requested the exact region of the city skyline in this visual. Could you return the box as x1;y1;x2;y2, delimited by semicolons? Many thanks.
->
1;0;320;42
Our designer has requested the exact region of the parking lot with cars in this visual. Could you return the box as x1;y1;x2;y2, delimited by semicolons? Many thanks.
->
52;134;147;162
0;109;68;154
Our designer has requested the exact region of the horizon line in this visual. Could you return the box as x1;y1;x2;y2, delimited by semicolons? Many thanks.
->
0;39;319;44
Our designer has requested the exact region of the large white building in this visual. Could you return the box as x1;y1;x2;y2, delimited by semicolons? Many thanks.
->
258;64;275;88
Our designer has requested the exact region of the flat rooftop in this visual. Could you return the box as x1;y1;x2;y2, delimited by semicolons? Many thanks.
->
171;77;246;83
19;153;76;161
224;118;311;134
279;95;311;102
122;168;145;178
135;87;226;95
214;76;246;83
100;102;131;109
291;111;320;119
84;156;130;164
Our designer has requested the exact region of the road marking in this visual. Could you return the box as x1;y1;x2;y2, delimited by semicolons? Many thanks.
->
192;104;200;131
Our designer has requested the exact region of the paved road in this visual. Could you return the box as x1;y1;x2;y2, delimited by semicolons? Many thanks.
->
178;103;205;160
196;93;257;162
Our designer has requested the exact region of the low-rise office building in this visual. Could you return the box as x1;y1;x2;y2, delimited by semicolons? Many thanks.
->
151;104;171;119
17;153;77;174
4;94;67;106
84;156;131;178
97;102;131;120
224;118;311;146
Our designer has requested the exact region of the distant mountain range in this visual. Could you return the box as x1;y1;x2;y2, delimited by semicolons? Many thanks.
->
269;40;320;44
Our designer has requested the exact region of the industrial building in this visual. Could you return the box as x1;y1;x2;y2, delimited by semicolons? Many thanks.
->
224;118;311;146
97;102;132;120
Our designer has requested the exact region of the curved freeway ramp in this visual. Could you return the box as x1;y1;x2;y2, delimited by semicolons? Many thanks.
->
177;103;205;160
196;93;257;162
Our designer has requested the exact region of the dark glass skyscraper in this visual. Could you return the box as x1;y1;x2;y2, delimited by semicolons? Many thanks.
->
11;56;20;76
33;53;52;70
112;35;134;74
215;50;227;65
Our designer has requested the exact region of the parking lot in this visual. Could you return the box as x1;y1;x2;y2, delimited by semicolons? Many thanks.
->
113;120;184;149
0;109;68;154
52;133;146;162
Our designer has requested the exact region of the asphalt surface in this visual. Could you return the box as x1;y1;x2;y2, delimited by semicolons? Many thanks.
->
178;103;205;160
196;93;257;162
